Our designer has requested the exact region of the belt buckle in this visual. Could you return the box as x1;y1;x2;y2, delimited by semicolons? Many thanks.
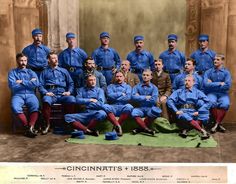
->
97;66;103;70
51;85;55;89
69;67;75;72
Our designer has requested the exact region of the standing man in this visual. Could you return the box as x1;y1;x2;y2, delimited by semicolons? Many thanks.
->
190;34;216;75
65;74;107;136
151;59;172;120
8;53;39;138
59;32;88;88
203;54;232;133
173;58;202;90
39;51;76;135
77;57;107;91
127;35;155;80
103;71;134;136
167;75;210;139
131;69;162;135
92;32;121;85
22;28;50;76
159;34;186;83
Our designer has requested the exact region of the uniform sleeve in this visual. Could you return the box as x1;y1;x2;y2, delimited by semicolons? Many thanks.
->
76;88;90;105
65;70;74;93
220;70;232;92
8;70;22;92
91;50;98;65
80;49;88;62
203;70;221;90
149;52;155;71
172;75;180;91
107;85;122;100
58;51;64;67
134;74;140;86
98;72;107;91
116;85;132;102
113;49;121;69
131;85;146;102
197;91;211;111
38;71;48;95
167;90;179;113
180;52;186;68
21;70;39;89
148;85;158;105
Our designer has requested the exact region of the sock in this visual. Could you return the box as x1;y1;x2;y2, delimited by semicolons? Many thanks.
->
190;120;202;131
216;109;227;124
118;113;130;125
17;113;28;126
72;121;87;132
87;119;98;130
42;103;51;126
107;113;119;126
28;111;39;126
134;117;147;129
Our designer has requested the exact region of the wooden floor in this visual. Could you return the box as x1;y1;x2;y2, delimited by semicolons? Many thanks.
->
0;123;236;163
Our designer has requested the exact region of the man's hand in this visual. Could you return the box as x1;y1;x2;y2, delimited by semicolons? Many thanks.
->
207;79;212;83
112;68;117;74
220;82;225;86
122;93;126;96
146;95;151;100
62;91;71;96
193;112;199;116
30;78;37;81
16;80;23;84
159;95;167;103
46;92;55;96
90;98;98;103
176;111;183;115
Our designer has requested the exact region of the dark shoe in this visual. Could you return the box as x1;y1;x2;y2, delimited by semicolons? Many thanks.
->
179;129;188;138
114;125;123;136
24;126;37;138
132;128;142;135
210;124;218;134
42;125;50;135
217;124;226;133
144;128;155;136
85;130;99;137
29;126;37;136
201;132;210;140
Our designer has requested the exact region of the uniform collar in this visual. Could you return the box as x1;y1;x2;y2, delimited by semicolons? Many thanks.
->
141;82;151;87
99;46;111;51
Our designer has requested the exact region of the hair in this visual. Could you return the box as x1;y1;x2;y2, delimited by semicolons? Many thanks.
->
16;53;27;60
85;56;94;64
115;69;125;77
85;74;96;81
154;59;163;64
47;51;57;59
186;58;196;66
185;74;195;81
216;54;225;60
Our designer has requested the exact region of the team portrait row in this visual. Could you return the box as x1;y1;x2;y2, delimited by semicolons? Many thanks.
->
8;28;232;140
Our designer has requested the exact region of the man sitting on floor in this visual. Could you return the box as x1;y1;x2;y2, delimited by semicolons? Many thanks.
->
131;69;162;135
64;74;107;136
167;75;210;139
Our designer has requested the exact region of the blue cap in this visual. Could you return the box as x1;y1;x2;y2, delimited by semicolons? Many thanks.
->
71;130;85;139
168;34;178;41
32;28;43;36
105;132;118;140
66;32;76;38
100;32;110;38
134;35;144;42
198;34;209;41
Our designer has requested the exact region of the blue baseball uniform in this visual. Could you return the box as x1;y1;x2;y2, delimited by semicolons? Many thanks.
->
203;67;232;109
92;46;121;85
167;87;210;123
190;49;216;74
22;44;50;76
126;50;155;80
65;86;107;124
103;82;133;116
39;66;76;105
131;82;161;118
8;68;39;114
58;47;88;85
159;49;186;82
173;72;203;91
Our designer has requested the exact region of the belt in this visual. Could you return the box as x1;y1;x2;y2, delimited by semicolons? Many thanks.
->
180;104;196;109
29;66;44;72
66;66;82;72
164;69;180;74
46;85;58;89
131;68;143;73
97;66;114;71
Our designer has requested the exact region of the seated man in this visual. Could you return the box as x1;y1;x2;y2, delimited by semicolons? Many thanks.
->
167;75;210;139
131;69;162;135
151;59;172;120
8;53;39;138
39;51;76;134
203;54;232;133
65;74;107;136
103;71;134;136
173;58;202;90
77;57;107;91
